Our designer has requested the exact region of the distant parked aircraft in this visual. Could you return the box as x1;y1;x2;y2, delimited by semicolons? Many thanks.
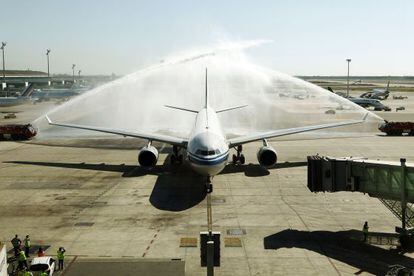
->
0;83;35;107
327;87;391;111
359;81;390;100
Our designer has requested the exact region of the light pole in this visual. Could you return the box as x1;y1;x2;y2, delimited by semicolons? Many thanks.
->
346;58;351;98
78;70;81;82
72;64;76;83
46;49;51;79
1;42;6;91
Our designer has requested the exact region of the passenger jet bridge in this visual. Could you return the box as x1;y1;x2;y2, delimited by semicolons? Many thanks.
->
307;155;414;247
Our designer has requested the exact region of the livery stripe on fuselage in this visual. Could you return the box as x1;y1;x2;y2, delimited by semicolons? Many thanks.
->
187;151;229;166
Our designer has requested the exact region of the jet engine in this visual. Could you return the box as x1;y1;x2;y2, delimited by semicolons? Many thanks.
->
257;144;277;167
138;145;159;167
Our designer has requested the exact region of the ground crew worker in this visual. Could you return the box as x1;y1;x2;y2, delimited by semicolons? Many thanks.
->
24;235;31;257
11;234;22;256
363;221;369;242
37;247;45;257
57;247;66;270
18;249;28;270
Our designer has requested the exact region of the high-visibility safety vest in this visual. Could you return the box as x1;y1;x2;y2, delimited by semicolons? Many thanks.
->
363;225;369;234
57;250;65;260
24;238;30;247
18;250;27;261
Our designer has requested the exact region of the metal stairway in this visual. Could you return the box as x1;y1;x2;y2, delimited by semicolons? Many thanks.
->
378;198;414;228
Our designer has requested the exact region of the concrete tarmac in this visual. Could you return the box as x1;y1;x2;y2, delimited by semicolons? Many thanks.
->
0;94;413;275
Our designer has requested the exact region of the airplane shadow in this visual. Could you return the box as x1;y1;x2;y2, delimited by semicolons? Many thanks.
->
4;159;307;211
264;229;414;275
4;158;206;212
149;161;207;212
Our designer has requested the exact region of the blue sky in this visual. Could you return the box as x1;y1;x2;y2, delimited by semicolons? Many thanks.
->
1;0;413;75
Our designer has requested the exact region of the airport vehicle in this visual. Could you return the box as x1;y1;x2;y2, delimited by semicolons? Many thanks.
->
379;121;414;136
393;95;408;100
29;256;55;276
0;83;35;107
0;124;37;140
4;113;16;119
47;70;367;191
360;81;390;100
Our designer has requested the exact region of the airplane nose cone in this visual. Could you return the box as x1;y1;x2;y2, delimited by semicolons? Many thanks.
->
188;131;223;152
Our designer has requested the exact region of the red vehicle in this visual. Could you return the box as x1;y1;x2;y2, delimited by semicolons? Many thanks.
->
379;121;414;136
0;124;37;140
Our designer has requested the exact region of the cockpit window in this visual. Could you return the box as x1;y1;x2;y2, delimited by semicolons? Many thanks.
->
196;149;217;156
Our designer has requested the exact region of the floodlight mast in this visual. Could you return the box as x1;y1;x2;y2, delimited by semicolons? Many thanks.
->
46;49;51;79
346;58;351;98
72;64;76;83
1;42;6;91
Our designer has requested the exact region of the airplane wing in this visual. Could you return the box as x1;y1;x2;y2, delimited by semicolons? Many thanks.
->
46;116;188;147
227;113;368;147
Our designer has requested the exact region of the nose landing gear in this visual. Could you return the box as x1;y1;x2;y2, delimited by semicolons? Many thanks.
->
205;176;213;194
232;145;245;165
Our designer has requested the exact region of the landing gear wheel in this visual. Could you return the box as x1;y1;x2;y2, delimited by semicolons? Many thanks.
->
206;183;213;194
170;154;176;164
232;154;237;164
233;145;244;165
240;154;245;165
171;146;183;165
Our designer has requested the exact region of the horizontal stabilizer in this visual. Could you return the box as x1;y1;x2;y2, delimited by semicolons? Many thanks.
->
216;105;248;113
164;105;198;113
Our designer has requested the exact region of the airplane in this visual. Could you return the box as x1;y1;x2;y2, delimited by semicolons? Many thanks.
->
359;81;390;100
46;69;367;193
327;87;391;111
33;88;81;103
0;83;35;107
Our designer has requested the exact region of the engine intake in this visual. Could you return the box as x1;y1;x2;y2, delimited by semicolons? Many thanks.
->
257;146;277;167
138;145;159;167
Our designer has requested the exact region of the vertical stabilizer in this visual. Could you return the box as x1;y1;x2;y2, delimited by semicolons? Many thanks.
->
205;68;208;108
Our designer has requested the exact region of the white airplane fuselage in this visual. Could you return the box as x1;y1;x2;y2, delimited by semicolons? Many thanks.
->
186;106;229;176
0;97;31;107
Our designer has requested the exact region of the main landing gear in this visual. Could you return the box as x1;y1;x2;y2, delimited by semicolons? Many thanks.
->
170;145;183;165
205;176;213;194
232;145;245;165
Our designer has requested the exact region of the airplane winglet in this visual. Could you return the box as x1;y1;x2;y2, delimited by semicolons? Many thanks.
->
45;115;52;124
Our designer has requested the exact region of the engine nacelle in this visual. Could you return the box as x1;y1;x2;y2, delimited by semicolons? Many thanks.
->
138;146;159;167
257;146;277;167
